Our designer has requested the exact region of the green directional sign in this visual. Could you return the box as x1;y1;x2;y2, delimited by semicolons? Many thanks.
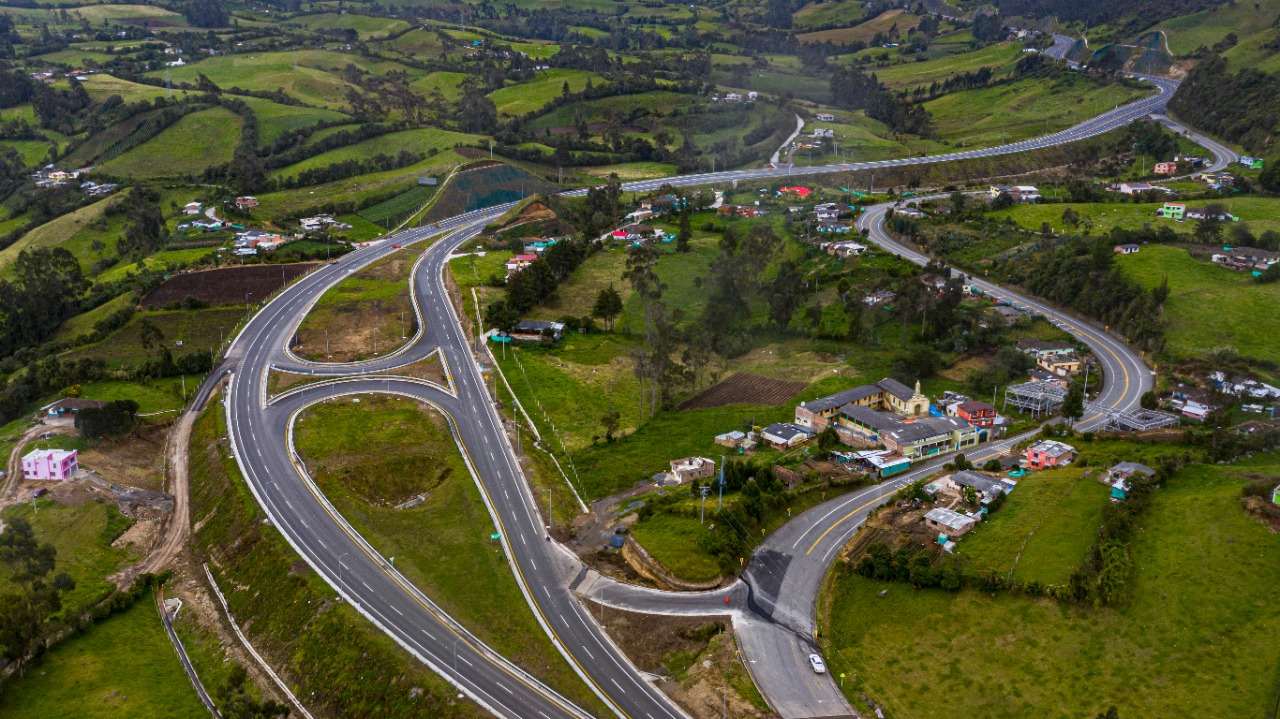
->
490;533;502;540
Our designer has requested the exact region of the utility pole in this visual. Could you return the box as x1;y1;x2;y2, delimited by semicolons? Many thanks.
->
718;456;726;512
546;488;553;529
700;485;710;524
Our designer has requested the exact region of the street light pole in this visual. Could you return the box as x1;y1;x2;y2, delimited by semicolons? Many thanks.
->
546;488;552;529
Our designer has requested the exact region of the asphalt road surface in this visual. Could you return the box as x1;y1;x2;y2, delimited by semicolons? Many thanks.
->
213;73;1219;719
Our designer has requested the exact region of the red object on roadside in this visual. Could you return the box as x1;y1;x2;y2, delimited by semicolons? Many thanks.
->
724;596;730;604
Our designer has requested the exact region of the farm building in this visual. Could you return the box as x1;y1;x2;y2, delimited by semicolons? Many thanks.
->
1114;243;1140;254
923;507;976;539
760;423;814;449
508;320;563;343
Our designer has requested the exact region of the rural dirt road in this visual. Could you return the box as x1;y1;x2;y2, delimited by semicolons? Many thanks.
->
115;396;202;587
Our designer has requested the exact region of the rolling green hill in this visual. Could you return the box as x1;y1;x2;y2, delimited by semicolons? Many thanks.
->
1116;244;1280;364
99;106;241;178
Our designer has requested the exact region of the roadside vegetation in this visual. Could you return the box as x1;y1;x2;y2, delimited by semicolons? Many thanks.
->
188;402;481;719
292;394;610;715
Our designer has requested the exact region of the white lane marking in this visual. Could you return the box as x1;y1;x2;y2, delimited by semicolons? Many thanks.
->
500;684;514;695
361;580;372;591
392;605;404;615
581;646;595;660
543;586;551;598
460;655;474;667
422;630;436;641
610;678;626;694
520;534;526;545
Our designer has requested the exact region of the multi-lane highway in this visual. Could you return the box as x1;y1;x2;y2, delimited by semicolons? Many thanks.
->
210;70;1221;719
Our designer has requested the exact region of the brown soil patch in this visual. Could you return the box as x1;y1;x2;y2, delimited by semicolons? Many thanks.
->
1242;495;1280;531
79;421;172;492
678;373;805;411
142;264;317;309
588;604;773;719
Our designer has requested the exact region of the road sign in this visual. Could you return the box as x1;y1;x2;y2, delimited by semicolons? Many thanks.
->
490;533;502;540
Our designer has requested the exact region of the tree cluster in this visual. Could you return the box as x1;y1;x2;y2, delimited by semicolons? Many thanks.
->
0;247;88;360
0;518;76;676
829;66;932;136
75;399;140;439
1168;54;1280;155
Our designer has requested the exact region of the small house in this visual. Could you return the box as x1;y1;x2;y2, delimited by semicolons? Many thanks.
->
22;448;78;480
714;430;756;451
815;112;836;122
946;470;1011;504
812;128;835;139
509;320;563;343
760;422;814;449
505;254;537;277
183;201;202;215
1240;156;1264;170
1037;353;1080;377
1024;439;1076;469
1106;462;1154;490
1118;182;1155;195
1181;400;1211;420
1156;202;1185;220
817;220;852;234
827;240;867;258
948;400;998;428
235;196;259;209
863;290;895;307
1153;162;1177;175
1114;243;1140;254
668;457;715;484
923;507;976;539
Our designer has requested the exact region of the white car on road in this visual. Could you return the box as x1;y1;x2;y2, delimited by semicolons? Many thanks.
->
809;653;826;674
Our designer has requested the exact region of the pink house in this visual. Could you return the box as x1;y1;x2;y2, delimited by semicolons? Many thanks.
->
1023;440;1075;470
22;448;78;480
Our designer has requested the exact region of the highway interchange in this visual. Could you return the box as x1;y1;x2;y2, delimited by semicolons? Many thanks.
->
207;67;1232;719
